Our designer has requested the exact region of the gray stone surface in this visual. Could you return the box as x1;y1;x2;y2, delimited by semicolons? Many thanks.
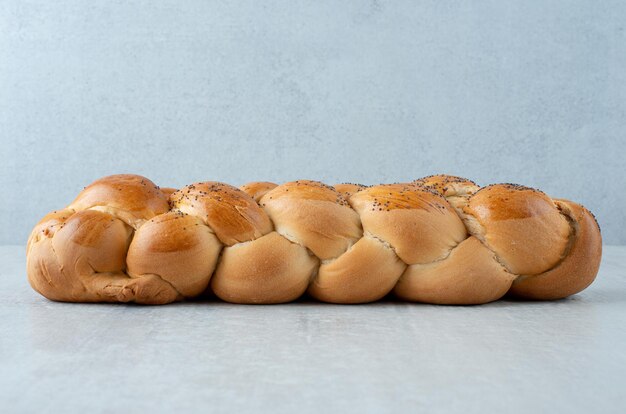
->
1;245;625;413
1;1;625;245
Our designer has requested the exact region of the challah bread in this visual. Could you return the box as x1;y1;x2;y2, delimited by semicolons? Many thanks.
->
26;174;602;305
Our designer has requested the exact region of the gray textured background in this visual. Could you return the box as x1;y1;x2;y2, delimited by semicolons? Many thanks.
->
1;0;624;245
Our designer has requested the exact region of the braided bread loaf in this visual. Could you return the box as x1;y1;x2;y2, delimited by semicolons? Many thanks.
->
26;174;602;305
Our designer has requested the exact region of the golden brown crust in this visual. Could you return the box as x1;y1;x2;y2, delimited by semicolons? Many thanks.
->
412;175;480;222
309;235;406;303
465;184;570;275
413;174;479;197
260;181;362;260
27;235;75;302
170;182;272;246
350;184;467;264
211;232;318;304
127;212;222;297
508;200;602;300
395;237;515;304
52;209;132;273
333;183;367;200
69;174;169;228
239;181;278;202
350;183;447;211
27;209;182;304
26;174;602;305
262;180;351;205
27;208;74;250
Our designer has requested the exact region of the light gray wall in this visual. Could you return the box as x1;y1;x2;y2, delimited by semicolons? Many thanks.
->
1;0;625;245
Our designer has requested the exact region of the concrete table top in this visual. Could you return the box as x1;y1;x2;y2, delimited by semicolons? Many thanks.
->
1;245;624;413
